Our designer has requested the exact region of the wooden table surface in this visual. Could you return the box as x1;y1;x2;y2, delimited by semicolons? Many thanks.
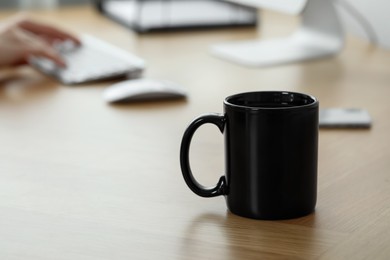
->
1;5;390;259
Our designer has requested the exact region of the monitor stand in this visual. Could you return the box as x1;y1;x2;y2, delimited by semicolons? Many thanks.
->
211;0;344;67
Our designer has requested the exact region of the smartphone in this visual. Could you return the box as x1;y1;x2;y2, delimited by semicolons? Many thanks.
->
319;108;372;128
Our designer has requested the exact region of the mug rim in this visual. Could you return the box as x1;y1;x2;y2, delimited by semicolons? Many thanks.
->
224;91;318;111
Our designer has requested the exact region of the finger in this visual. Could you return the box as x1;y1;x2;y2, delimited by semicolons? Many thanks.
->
28;47;67;68
24;40;67;68
9;60;28;67
18;20;81;45
12;27;68;67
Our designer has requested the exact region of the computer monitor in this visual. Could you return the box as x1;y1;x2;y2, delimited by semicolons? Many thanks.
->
211;0;344;67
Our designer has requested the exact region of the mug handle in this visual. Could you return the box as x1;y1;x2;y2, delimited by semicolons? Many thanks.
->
180;113;227;197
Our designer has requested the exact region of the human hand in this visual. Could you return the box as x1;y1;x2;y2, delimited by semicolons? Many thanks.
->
0;16;81;68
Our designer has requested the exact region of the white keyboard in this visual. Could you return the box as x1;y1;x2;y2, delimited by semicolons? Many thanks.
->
29;34;145;85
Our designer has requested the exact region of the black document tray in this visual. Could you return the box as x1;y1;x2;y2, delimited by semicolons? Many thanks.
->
95;0;257;33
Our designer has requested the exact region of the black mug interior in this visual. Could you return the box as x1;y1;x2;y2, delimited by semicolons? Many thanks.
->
225;91;317;109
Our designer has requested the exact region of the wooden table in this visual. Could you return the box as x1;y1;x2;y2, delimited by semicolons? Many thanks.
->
1;5;390;259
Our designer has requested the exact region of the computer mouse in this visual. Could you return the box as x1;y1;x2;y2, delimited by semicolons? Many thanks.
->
103;78;187;103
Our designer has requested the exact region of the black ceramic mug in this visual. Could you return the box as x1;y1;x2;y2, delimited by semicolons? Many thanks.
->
180;91;319;220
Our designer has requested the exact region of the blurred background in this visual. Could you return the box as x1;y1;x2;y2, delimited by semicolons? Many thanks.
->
0;0;89;9
1;0;389;49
